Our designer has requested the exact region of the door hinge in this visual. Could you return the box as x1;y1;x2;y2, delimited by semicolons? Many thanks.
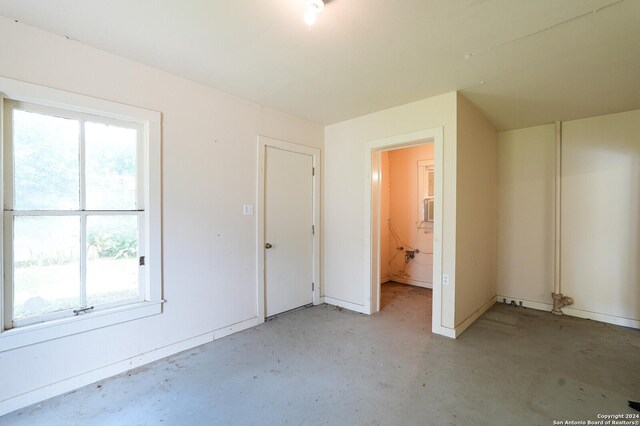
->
312;167;315;176
312;282;315;291
312;225;315;235
139;256;145;266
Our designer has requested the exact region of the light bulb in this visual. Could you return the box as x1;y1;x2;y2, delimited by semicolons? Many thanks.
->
304;6;318;26
303;0;324;27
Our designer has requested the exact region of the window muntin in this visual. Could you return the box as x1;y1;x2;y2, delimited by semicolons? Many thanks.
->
4;100;145;328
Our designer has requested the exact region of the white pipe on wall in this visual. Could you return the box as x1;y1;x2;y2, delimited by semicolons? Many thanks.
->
552;121;573;314
554;121;562;296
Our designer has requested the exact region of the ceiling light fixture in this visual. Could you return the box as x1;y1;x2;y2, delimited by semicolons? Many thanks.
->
303;0;324;27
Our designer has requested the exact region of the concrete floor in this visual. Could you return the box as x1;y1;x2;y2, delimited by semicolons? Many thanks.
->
2;281;639;425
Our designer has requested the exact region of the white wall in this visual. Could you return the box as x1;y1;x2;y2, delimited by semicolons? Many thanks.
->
497;124;556;303
562;111;640;325
324;92;458;330
0;17;323;410
497;109;640;328
387;145;434;287
454;94;498;326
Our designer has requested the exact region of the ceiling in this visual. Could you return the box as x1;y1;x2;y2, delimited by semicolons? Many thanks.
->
0;0;638;130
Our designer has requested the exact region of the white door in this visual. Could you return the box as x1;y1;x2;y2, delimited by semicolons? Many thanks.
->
265;146;314;317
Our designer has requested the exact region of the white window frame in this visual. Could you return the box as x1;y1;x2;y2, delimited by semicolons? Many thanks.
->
417;159;434;226
0;77;162;352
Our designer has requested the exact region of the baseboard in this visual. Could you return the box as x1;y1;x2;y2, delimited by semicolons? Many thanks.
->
213;316;261;340
0;316;261;417
324;297;368;314
563;307;640;329
432;324;456;338
496;296;551;312
454;295;496;338
380;276;391;284
389;275;433;289
496;295;640;329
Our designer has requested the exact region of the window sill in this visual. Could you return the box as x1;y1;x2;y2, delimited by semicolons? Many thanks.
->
0;300;164;352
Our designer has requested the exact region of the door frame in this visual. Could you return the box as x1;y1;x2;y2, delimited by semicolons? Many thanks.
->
363;127;445;335
257;136;321;322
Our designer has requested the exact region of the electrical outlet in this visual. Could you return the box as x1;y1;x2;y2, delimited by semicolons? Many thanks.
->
442;273;450;285
243;204;254;215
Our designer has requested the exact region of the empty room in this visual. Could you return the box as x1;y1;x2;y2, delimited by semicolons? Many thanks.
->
0;1;638;425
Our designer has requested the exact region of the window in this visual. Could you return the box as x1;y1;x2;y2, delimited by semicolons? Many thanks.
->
0;77;161;351
417;160;434;226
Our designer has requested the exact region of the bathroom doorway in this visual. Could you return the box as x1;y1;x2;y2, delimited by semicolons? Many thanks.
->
377;143;434;316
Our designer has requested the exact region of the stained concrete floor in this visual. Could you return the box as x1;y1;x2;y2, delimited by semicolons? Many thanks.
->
2;281;639;425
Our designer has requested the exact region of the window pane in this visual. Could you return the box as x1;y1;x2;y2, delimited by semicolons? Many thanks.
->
13;110;80;210
13;216;81;320
86;215;139;306
85;122;137;210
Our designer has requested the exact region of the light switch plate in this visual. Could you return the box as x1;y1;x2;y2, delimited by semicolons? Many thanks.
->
442;273;450;285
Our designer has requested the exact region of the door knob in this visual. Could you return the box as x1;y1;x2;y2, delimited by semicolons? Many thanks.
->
265;243;273;249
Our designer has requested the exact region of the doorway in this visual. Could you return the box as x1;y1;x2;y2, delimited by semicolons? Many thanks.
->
257;137;321;320
363;128;446;335
378;145;434;312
